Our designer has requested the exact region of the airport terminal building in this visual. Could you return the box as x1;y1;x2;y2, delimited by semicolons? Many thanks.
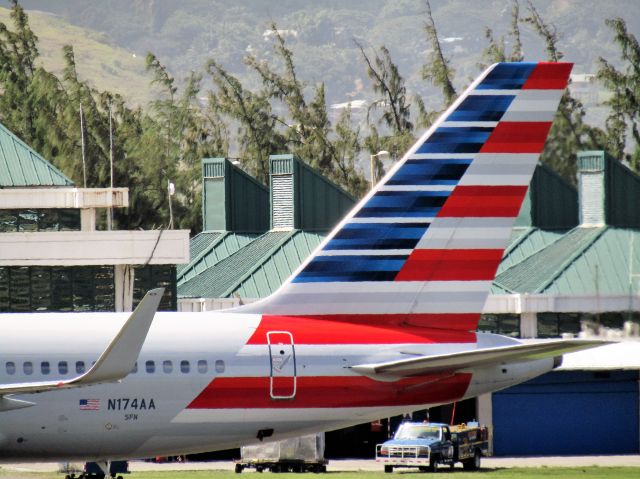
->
0;122;189;312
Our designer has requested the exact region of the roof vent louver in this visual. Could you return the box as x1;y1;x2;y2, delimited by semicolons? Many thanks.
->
271;173;295;229
577;151;605;227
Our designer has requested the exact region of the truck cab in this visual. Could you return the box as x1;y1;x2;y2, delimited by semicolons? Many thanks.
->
376;422;488;472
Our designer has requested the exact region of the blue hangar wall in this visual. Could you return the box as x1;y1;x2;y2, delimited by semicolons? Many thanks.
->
492;370;639;455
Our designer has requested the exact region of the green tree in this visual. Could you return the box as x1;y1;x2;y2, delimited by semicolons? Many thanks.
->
356;40;415;181
0;0;40;145
597;17;640;169
523;1;604;182
207;59;284;184
480;0;524;66
246;25;339;179
209;24;365;196
333;107;368;198
422;0;457;106
146;54;228;230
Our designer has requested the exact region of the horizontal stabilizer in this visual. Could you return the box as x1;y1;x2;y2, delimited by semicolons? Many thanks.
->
351;339;611;378
0;288;163;397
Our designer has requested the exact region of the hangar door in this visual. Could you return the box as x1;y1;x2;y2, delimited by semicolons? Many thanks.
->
492;370;639;456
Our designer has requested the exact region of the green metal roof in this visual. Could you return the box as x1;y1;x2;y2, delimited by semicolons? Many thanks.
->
177;231;259;284
177;230;323;299
188;231;224;260
498;227;568;274
0;123;73;187
542;228;640;295
494;227;606;293
182;225;640;300
230;230;323;298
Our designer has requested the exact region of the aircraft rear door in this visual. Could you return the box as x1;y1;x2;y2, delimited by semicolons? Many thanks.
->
267;331;296;399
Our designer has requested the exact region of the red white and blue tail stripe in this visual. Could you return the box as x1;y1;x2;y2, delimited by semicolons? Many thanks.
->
239;62;572;330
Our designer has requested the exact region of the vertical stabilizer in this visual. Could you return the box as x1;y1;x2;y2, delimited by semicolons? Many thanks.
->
239;62;572;330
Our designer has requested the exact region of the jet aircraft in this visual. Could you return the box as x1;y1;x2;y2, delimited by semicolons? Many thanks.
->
0;61;608;463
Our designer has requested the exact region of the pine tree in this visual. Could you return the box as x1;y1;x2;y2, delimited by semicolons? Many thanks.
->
356;40;415;182
523;1;605;182
480;1;524;67
246;25;341;181
597;17;640;170
0;0;39;144
422;0;457;106
207;59;285;184
146;54;227;230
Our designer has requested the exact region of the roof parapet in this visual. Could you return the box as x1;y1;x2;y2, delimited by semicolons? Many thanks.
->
201;158;269;233
0;187;128;209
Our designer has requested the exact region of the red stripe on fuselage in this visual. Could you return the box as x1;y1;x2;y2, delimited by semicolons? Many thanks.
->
480;122;552;153
247;316;477;345
187;374;472;409
297;313;480;331
437;185;528;217
395;249;503;282
522;62;573;90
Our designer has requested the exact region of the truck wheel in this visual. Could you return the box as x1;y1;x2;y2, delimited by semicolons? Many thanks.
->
234;464;243;474
384;465;393;473
463;449;481;471
428;458;438;472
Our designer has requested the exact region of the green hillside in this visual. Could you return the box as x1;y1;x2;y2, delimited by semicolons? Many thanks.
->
0;7;159;106
16;0;640;107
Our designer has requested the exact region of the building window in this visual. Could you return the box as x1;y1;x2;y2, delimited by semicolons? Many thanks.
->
0;265;115;313
538;313;581;338
180;360;190;374
5;362;15;375
58;361;68;374
163;360;173;374
146;360;155;374
478;314;520;337
0;209;80;232
197;360;208;374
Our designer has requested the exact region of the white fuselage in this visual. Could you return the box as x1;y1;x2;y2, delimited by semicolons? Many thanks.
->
0;311;555;462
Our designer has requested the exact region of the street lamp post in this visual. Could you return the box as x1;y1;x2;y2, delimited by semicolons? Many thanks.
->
370;150;390;190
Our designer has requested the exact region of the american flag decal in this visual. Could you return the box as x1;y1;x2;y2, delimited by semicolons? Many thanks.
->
79;399;100;411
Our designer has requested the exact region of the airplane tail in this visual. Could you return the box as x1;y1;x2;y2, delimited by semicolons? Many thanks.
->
239;62;572;331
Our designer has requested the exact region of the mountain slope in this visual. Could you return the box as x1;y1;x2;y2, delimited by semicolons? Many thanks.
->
0;7;158;106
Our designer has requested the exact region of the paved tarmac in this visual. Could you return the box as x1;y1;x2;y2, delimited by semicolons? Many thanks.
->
2;455;640;474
